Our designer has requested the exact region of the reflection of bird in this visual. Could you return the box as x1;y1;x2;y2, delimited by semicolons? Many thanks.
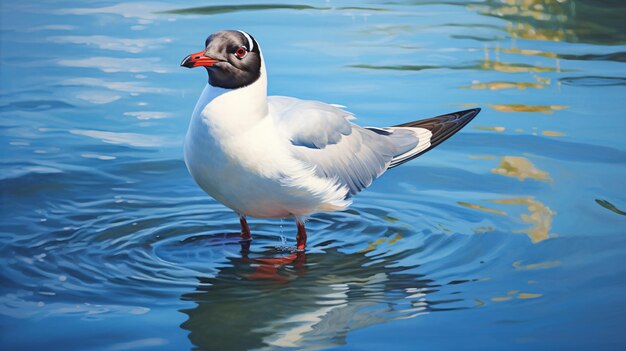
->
181;30;480;251
180;248;460;351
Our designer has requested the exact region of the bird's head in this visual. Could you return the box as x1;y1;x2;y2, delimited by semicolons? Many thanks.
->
181;30;261;89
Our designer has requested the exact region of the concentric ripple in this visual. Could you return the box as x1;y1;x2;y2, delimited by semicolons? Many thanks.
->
1;157;500;331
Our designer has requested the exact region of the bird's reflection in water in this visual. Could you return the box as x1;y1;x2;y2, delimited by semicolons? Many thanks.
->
180;241;467;350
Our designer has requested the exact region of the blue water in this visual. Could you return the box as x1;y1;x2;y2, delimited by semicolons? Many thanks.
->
1;1;625;350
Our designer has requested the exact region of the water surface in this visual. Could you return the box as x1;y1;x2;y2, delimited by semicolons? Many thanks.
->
1;0;625;350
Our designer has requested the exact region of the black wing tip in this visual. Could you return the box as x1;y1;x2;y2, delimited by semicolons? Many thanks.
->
394;107;481;129
460;107;481;119
388;107;481;168
443;107;481;123
451;107;481;115
453;107;481;125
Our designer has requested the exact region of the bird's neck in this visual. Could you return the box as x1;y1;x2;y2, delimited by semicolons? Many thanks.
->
194;60;268;134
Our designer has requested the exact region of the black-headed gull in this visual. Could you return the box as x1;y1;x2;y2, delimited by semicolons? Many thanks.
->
181;30;480;251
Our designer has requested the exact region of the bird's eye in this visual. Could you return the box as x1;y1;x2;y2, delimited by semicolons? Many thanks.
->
234;47;248;59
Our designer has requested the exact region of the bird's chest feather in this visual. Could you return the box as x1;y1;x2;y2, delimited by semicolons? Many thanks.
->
184;106;301;212
186;108;286;173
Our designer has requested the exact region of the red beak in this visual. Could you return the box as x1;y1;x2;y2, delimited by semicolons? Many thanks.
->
180;50;220;68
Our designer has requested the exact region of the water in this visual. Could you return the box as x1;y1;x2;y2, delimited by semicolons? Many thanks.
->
1;1;625;350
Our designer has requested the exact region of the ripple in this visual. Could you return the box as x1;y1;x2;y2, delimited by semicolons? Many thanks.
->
0;100;74;112
57;57;169;73
559;76;626;87
559;51;626;63
59;3;168;22
350;60;561;73
123;111;172;120
69;129;164;148
161;4;387;15
1;158;502;334
59;77;171;94
453;134;626;164
48;35;173;54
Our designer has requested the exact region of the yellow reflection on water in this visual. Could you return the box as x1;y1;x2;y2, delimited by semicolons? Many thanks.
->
492;197;556;243
384;215;399;223
487;103;568;113
513;260;561;270
492;156;551;182
541;130;565;137
471;127;565;137
388;233;403;244
360;233;403;253
518;293;542;299
462;81;545;90
491;291;543;302
458;202;508;216
361;237;386;254
481;46;559;73
458;197;555;243
491;296;513;302
483;60;557;73
473;125;506;132
452;103;481;108
503;47;558;58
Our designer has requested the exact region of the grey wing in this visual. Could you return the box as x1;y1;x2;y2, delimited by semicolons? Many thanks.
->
270;96;354;148
270;96;410;196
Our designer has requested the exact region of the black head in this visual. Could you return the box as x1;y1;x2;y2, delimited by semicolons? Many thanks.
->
181;30;261;89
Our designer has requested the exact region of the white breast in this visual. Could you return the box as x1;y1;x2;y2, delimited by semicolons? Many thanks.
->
184;82;349;218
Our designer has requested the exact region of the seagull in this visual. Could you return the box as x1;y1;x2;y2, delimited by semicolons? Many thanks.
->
181;30;480;252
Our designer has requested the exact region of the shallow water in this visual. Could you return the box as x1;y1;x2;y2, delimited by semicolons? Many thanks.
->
1;1;625;350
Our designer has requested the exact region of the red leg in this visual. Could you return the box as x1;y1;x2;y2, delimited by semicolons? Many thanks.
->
239;215;251;241
296;221;307;252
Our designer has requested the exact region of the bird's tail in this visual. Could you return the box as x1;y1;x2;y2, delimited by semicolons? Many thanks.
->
368;108;481;169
